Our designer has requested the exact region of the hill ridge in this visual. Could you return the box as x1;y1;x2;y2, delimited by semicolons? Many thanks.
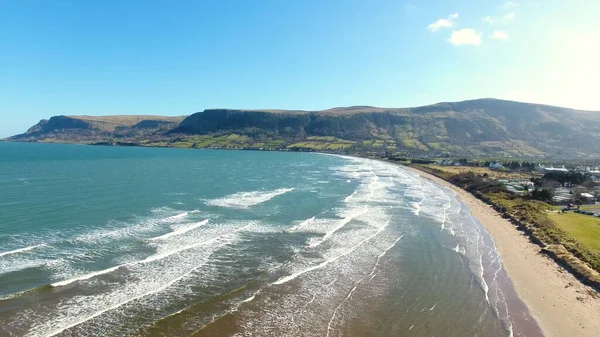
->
7;98;600;159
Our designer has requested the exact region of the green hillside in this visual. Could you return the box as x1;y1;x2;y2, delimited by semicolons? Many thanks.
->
7;99;600;158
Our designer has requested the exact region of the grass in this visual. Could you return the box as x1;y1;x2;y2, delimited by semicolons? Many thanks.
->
427;165;536;180
307;136;335;141
288;138;356;151
549;213;600;254
400;137;428;151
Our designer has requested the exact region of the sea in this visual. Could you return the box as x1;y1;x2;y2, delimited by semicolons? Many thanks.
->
0;142;543;337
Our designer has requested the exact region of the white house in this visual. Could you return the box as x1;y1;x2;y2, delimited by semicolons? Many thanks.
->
580;193;596;204
543;165;569;173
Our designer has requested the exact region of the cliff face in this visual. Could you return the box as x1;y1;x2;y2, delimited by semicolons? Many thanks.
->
10;115;185;143
172;109;312;135
169;99;600;157
8;99;600;158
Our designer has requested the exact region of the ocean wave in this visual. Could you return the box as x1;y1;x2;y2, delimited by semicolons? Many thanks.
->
0;244;45;258
51;266;121;287
148;219;209;241
162;212;190;222
308;209;368;248
204;188;294;209
51;222;251;287
26;223;253;337
71;210;196;245
42;258;211;337
273;220;391;285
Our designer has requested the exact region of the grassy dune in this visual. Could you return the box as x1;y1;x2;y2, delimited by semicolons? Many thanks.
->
550;213;600;254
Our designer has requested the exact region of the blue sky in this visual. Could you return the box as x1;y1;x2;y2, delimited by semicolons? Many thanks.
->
1;0;599;137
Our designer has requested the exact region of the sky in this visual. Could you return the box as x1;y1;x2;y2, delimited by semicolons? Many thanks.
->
1;0;599;137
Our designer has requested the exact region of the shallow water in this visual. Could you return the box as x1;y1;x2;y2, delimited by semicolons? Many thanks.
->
0;143;542;336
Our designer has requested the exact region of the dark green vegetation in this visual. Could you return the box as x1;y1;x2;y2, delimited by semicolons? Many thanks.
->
7;98;600;158
413;165;600;288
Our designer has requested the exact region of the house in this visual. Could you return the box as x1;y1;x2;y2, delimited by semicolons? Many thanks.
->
543;165;569;173
552;194;575;205
489;162;504;169
588;167;600;176
580;193;596;205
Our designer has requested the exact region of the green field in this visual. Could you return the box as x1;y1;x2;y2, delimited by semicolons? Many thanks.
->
549;212;600;254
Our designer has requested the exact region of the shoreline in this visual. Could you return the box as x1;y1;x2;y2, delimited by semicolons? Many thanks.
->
406;165;600;337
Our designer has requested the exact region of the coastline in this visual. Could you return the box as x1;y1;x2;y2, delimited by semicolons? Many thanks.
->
5;143;600;335
406;165;600;337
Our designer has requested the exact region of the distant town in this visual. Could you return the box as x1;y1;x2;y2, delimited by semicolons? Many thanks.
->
420;158;600;207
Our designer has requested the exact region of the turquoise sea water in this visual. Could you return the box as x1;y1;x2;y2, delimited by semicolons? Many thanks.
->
0;142;542;337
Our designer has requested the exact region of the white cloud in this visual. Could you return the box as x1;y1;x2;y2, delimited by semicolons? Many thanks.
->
449;29;483;46
428;13;459;32
500;1;519;9
491;30;509;40
503;12;516;22
483;16;497;24
483;12;516;24
428;19;453;31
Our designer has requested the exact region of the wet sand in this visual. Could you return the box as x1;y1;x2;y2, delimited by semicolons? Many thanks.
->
408;166;600;337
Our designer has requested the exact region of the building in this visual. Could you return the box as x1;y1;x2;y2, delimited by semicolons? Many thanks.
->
587;167;600;175
580;193;596;205
489;162;504;169
552;194;575;205
543;165;569;173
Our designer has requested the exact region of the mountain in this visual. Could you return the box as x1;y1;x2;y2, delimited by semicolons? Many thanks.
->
9;115;186;144
7;99;600;158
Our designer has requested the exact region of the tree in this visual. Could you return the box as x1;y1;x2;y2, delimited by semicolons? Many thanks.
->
530;188;552;202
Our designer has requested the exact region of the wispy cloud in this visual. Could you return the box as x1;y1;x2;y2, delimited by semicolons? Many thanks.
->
500;1;519;9
503;13;516;22
483;12;516;24
449;29;483;46
491;30;509;40
405;2;416;10
483;16;497;24
428;13;459;32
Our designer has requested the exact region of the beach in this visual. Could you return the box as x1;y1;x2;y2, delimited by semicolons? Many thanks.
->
408;166;600;337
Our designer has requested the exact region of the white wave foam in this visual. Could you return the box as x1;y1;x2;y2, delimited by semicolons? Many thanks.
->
367;235;403;282
43;256;210;337
241;291;260;304
163;212;189;222
326;234;402;337
0;244;45;258
52;223;249;287
309;209;368;248
73;215;180;245
286;216;315;232
343;191;357;202
205;188;294;209
273;221;390;285
51;266;121;287
149;219;209;241
141;224;251;264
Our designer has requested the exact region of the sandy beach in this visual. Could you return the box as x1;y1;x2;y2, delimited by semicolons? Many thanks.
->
408;166;600;337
